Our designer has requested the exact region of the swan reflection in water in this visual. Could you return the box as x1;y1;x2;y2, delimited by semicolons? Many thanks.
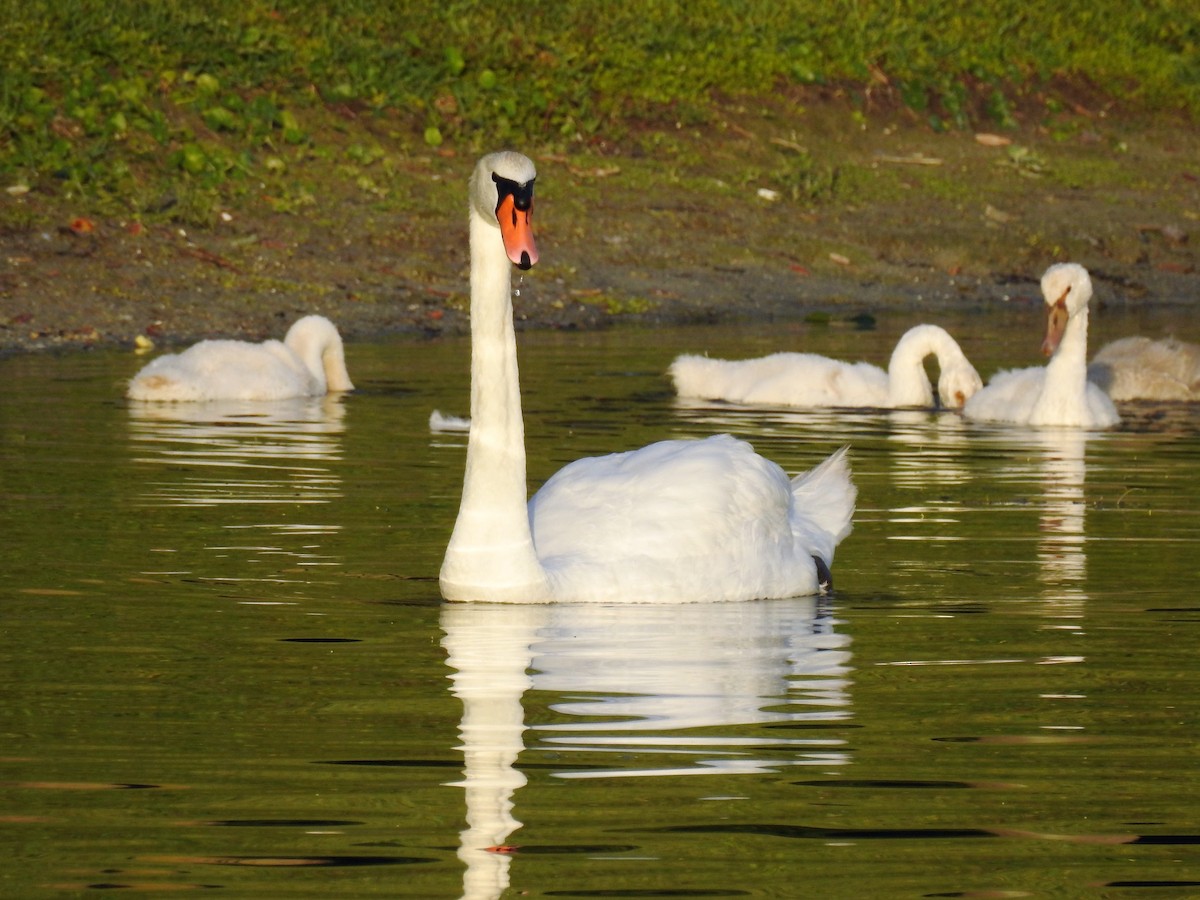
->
442;598;851;900
126;396;349;577
1030;428;1090;608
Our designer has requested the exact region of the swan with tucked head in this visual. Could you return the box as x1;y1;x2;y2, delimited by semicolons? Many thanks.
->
963;263;1118;428
1088;335;1200;402
440;151;856;604
670;323;982;409
127;314;354;402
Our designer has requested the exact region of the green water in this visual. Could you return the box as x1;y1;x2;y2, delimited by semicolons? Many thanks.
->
2;315;1200;898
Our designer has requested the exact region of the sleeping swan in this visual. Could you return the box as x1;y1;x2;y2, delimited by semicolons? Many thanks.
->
127;314;354;401
439;151;856;604
963;263;1118;428
1088;335;1200;402
670;323;983;409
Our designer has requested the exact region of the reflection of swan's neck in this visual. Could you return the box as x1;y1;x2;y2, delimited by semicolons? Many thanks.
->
444;605;545;900
440;211;549;602
885;325;952;407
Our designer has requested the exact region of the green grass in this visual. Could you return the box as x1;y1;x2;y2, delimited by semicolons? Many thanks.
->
2;0;1198;218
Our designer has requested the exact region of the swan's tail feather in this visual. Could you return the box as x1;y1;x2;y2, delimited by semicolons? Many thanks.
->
669;354;722;399
791;445;855;563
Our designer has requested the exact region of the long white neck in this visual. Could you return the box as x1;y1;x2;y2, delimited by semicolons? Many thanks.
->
440;211;550;602
1032;305;1091;424
318;339;354;392
885;325;947;406
287;319;355;392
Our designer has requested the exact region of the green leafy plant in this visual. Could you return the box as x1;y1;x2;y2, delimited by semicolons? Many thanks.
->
1;0;1196;215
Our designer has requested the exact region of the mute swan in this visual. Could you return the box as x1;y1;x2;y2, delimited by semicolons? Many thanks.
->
1088;336;1200;401
963;263;1119;428
439;151;856;604
670;323;983;409
126;314;354;401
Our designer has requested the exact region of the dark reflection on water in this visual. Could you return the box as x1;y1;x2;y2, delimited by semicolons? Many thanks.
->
2;315;1200;897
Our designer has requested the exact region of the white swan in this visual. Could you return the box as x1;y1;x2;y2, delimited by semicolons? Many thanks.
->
963;263;1119;428
439;151;856;604
1088;335;1200;401
669;323;983;409
126;314;354;401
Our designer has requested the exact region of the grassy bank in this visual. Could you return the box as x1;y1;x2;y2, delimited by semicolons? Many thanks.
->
2;0;1198;224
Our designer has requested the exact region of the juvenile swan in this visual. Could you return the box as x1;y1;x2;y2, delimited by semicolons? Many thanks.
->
670;323;982;409
127;315;354;402
1088;335;1200;402
963;263;1118;428
439;151;856;604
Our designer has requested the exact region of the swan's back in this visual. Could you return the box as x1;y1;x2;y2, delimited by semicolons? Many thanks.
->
1089;336;1200;401
961;366;1044;424
127;339;317;402
529;435;855;603
670;352;888;407
127;315;352;402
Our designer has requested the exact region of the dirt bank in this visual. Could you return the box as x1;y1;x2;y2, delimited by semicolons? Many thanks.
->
2;98;1197;356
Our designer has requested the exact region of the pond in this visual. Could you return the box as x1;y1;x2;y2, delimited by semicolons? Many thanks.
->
2;308;1200;897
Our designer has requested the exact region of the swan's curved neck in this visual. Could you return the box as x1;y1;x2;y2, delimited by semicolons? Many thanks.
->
319;340;354;392
885;324;952;406
287;325;353;392
440;211;549;602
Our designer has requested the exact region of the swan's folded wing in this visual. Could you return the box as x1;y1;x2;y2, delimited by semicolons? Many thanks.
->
128;339;316;401
671;352;887;408
529;434;842;602
962;367;1043;424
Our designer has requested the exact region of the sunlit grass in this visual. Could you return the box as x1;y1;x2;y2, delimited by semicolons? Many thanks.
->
2;0;1197;217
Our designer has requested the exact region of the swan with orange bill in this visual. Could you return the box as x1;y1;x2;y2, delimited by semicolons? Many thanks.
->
439;151;856;604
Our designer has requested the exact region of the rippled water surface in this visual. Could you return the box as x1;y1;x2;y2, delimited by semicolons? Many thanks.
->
3;311;1200;897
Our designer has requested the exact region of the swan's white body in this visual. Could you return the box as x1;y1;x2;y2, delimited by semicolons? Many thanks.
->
669;324;982;409
439;151;856;604
963;264;1119;428
1088;336;1200;401
127;314;354;401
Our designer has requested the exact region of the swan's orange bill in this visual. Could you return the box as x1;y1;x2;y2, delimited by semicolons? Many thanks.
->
497;193;538;270
1042;293;1070;356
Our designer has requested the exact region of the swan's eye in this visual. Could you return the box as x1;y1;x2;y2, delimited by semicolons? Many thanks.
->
491;172;535;215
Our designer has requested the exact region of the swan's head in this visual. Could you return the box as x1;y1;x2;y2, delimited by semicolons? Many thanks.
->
1040;263;1092;357
936;360;984;408
471;151;539;270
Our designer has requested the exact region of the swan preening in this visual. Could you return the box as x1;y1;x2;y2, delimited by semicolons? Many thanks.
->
963;263;1119;428
126;314;354;402
1089;335;1200;402
439;151;856;604
670;323;983;409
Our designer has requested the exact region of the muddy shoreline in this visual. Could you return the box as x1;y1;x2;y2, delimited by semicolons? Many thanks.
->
3;106;1198;357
